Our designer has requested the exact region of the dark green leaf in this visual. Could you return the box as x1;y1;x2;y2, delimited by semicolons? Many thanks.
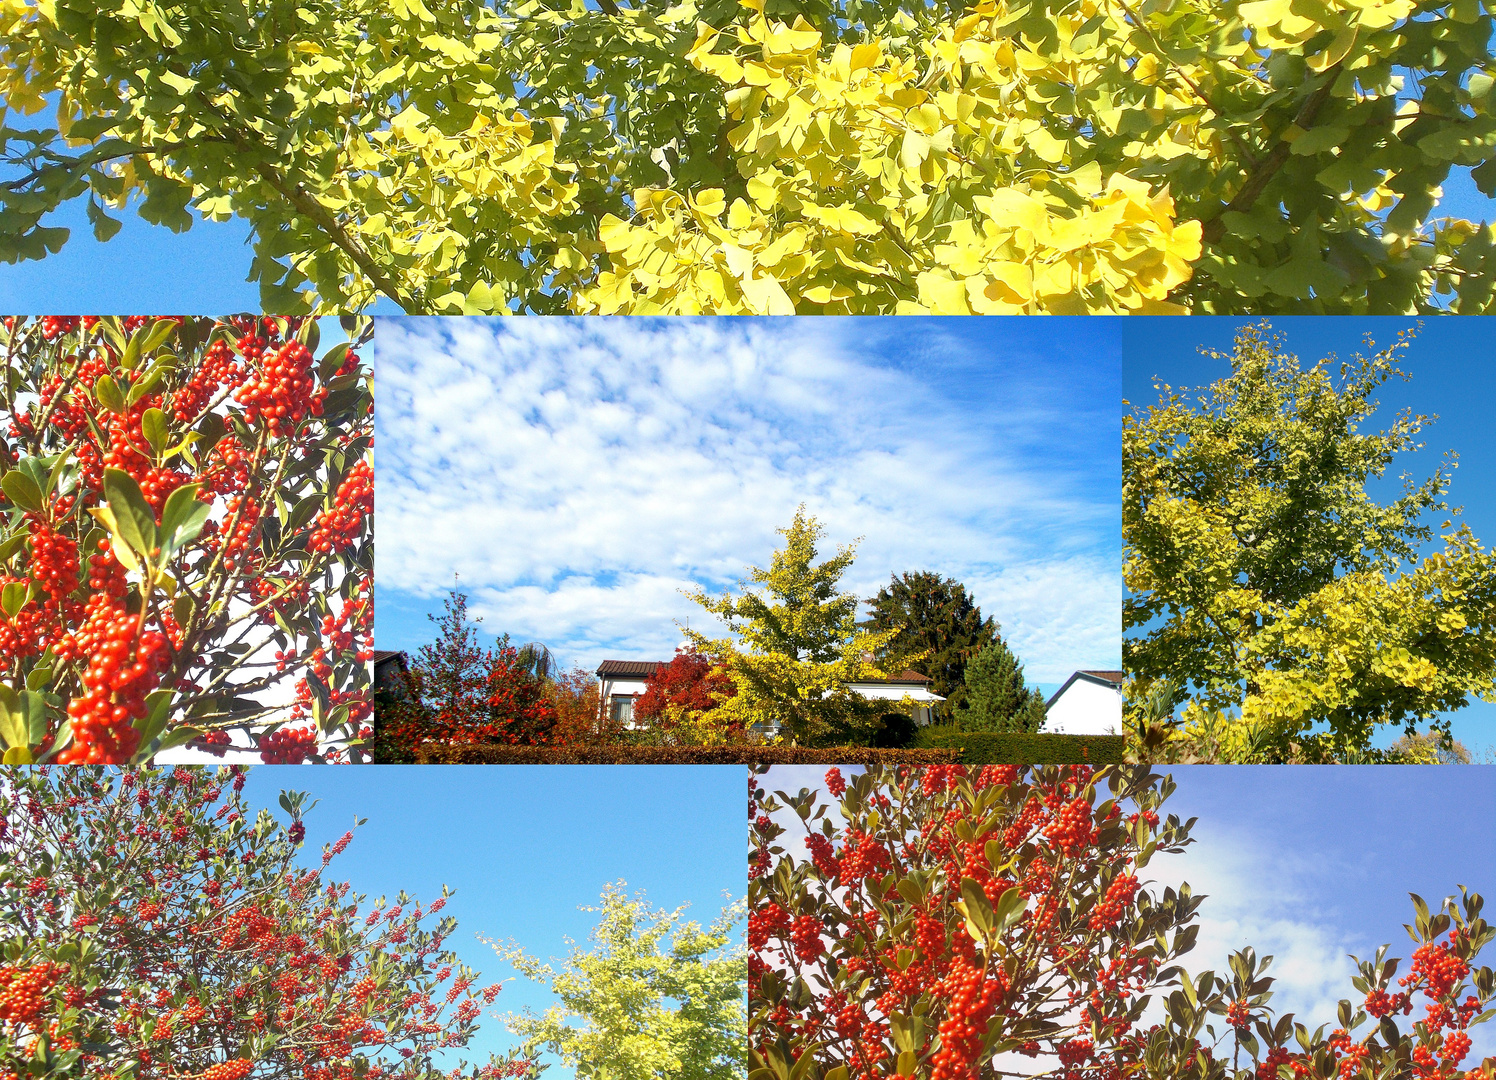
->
159;482;209;554
1;469;43;512
94;373;125;413
102;468;157;557
142;407;169;454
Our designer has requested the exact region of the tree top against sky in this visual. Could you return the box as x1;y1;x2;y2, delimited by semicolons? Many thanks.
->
1124;322;1496;755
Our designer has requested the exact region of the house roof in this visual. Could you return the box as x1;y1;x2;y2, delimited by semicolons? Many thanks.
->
596;659;665;677
851;669;932;685
1046;669;1125;708
1079;670;1124;685
372;650;408;667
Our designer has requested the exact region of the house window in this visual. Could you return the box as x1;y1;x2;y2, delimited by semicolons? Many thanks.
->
610;696;634;725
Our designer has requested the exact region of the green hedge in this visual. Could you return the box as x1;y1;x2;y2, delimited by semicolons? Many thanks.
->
911;727;1125;765
408;744;964;765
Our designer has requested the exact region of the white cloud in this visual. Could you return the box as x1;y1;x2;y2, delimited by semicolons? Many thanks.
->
375;318;1119;681
1140;822;1368;1034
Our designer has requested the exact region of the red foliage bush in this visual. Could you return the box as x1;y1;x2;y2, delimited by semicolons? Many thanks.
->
749;764;1496;1080
635;648;736;720
0;766;534;1080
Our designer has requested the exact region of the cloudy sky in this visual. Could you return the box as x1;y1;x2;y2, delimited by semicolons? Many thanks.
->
373;317;1121;691
761;764;1496;1065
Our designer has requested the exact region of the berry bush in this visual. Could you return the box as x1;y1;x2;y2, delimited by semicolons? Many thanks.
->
748;764;1496;1080
0;766;536;1080
0;316;374;763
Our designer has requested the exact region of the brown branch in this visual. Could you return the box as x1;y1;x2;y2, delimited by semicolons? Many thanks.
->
1200;69;1341;245
250;160;420;312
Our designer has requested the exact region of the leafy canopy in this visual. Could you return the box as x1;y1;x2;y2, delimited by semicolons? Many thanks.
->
683;505;905;746
485;884;747;1080
4;0;1495;313
1123;322;1496;757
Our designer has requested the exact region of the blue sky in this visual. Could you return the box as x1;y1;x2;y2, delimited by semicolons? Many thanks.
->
237;764;745;1075
1123;317;1496;758
373;317;1122;694
762;763;1496;1064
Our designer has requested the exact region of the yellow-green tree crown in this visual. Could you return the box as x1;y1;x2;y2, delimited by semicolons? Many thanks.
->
683;505;905;745
1124;323;1496;756
3;0;1493;312
486;883;747;1080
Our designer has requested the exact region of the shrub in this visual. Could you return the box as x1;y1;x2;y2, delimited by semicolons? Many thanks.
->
0;315;373;764
912;725;1125;764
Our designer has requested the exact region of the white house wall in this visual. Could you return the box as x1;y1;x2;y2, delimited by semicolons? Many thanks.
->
1043;679;1121;736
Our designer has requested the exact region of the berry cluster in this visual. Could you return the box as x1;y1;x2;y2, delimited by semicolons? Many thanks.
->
0;962;65;1027
186;1060;254;1080
308;460;372;555
235;340;324;436
57;593;170;764
0;316;373;764
258;725;320;765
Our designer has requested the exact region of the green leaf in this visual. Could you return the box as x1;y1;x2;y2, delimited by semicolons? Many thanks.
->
132;689;176;754
2;745;35;764
1;469;44;512
94;373;126;413
22;689;47;745
152;725;207;755
1289;125;1349;156
127;366;166;406
1;581;27;619
142;408;169;454
286;493;323;533
318;342;350;380
0;532;27;566
0;685;26;750
140;318;179;356
87;507;141;573
173;593;194;629
960;877;994;938
119;327;145;372
297;318;321;353
102;468;158;557
86;198;123;242
994;884;1026;931
159;482;209;554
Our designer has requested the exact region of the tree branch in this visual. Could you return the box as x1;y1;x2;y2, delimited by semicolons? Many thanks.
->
1200;70;1341;245
250;159;421;312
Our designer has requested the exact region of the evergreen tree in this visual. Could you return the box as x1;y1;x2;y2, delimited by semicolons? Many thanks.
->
962;638;1046;733
866;571;999;719
416;587;503;728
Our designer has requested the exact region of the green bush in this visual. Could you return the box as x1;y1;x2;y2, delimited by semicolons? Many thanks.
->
911;725;1125;765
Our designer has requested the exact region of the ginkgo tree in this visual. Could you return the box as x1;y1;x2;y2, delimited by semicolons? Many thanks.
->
1123;322;1496;761
2;0;1493;314
682;505;912;746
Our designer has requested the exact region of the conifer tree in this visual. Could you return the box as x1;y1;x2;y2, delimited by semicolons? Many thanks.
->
962;638;1047;733
415;587;500;730
866;571;999;719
